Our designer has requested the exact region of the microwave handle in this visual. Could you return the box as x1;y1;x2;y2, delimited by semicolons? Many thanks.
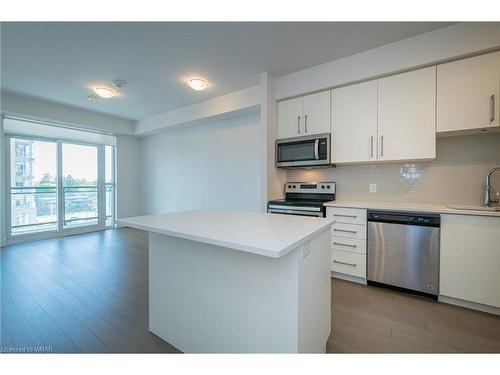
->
314;139;319;160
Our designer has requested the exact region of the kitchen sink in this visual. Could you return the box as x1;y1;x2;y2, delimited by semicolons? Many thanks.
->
447;205;500;212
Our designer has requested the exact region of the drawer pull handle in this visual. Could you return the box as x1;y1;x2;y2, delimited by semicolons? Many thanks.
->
333;241;357;248
333;260;357;267
334;228;357;234
333;214;357;218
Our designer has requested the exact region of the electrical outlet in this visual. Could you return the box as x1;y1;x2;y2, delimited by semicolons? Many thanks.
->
369;183;377;193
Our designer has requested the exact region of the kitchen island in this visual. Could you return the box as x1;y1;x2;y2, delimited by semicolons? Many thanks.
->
118;209;334;353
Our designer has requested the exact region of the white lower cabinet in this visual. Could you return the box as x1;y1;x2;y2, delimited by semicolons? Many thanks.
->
327;207;367;279
331;237;366;255
440;214;500;308
331;250;366;278
325;206;367;225
331;222;366;240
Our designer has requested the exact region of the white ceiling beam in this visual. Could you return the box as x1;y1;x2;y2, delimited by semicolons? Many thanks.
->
134;85;261;136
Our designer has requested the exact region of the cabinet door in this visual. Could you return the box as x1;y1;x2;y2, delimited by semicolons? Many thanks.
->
331;81;378;163
303;91;331;136
377;67;436;161
278;97;303;139
440;214;500;308
437;52;500;133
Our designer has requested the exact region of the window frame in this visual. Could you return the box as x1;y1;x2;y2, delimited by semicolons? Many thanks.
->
4;133;116;243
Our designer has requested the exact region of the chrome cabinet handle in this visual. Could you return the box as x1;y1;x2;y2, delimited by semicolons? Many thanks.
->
305;114;308;133
333;228;357;234
490;95;495;123
370;136;374;158
297;116;301;134
333;214;357;218
380;135;384;157
333;260;357;267
333;242;357;248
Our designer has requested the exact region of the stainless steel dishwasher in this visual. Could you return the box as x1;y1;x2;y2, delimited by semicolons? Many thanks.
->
367;211;440;298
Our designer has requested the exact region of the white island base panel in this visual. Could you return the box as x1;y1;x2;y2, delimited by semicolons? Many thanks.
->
148;230;331;353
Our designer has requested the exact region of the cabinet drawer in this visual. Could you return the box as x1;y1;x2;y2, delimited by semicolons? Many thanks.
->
331;236;366;254
331;222;366;240
326;207;367;225
331;250;366;278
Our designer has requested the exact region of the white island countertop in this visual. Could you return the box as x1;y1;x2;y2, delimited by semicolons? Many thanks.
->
118;209;334;258
324;200;500;217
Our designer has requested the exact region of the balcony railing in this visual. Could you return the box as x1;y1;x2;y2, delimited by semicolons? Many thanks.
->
10;186;58;235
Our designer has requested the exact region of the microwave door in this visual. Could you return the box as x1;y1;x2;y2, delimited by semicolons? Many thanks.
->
276;134;330;167
277;139;316;164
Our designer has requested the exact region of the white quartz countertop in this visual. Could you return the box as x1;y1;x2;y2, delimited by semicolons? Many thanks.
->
324;200;500;217
117;209;334;258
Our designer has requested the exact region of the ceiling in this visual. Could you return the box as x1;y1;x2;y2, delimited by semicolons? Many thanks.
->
1;22;452;121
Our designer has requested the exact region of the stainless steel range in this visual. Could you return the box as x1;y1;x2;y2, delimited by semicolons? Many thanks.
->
267;182;336;217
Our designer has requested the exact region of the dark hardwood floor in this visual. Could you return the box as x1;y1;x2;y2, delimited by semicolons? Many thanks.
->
1;228;179;353
328;279;500;353
1;228;500;353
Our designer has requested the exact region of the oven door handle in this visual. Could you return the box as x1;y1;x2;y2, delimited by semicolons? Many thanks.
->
268;204;321;212
268;208;323;217
314;139;320;160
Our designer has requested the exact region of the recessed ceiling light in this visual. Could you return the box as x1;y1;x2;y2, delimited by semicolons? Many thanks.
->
94;87;117;99
188;78;208;91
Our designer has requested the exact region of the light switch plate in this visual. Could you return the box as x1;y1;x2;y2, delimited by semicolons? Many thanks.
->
370;183;377;193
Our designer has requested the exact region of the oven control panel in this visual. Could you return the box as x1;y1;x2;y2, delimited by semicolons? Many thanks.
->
285;182;335;194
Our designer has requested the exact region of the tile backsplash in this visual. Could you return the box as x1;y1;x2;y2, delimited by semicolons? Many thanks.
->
287;133;500;206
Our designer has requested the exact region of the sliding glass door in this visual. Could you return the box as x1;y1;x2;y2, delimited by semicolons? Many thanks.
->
62;143;99;229
6;136;115;240
9;138;58;235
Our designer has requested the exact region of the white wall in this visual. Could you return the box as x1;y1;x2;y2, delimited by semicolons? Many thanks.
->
288;133;500;206
1;91;134;135
140;113;262;215
0;116;5;246
0;92;142;239
260;73;286;203
116;135;142;219
276;22;500;100
135;85;260;136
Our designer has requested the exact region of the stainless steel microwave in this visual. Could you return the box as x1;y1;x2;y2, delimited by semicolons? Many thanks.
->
276;133;331;168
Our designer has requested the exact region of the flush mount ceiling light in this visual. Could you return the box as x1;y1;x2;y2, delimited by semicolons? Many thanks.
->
93;87;117;99
188;78;208;91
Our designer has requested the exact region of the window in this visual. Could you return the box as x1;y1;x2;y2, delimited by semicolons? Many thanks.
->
16;163;26;177
7;134;116;238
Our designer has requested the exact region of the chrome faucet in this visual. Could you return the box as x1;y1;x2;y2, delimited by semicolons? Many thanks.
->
484;167;500;207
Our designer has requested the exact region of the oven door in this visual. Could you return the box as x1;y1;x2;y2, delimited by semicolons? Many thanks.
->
276;134;330;168
268;206;324;217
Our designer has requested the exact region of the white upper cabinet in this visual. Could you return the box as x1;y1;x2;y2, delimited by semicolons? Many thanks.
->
278;97;303;139
377;67;436;162
331;80;378;163
302;91;331;136
278;91;330;139
437;51;500;133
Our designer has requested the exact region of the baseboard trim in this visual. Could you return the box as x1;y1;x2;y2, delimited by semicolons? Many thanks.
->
331;272;367;285
438;295;500;316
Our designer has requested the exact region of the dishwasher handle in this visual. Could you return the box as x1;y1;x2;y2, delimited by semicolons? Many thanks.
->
367;211;440;227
